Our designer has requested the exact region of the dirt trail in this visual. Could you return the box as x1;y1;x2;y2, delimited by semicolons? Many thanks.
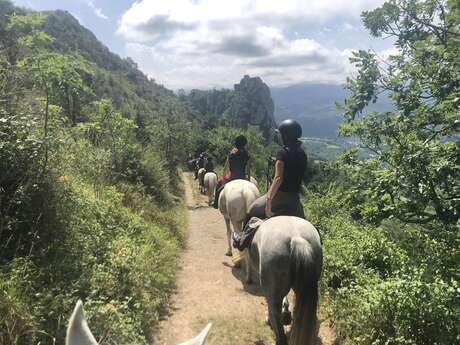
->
153;173;338;345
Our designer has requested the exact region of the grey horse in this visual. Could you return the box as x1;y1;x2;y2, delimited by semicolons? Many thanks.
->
249;216;322;345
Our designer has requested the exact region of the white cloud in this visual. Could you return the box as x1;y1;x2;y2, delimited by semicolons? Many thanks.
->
117;0;387;89
343;22;359;31
86;0;108;20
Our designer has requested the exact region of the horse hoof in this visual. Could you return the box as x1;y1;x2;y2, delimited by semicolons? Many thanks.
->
282;311;292;325
225;251;232;257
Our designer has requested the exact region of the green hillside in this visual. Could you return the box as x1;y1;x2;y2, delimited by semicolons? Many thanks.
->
0;2;194;344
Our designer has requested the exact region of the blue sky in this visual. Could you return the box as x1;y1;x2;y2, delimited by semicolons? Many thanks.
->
12;0;394;90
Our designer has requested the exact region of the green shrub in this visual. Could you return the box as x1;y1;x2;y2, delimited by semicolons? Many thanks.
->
331;270;460;345
0;258;40;345
0;172;183;345
318;214;407;292
304;178;460;345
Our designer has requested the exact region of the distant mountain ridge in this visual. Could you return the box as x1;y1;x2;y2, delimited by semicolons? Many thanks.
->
271;83;393;138
271;83;347;138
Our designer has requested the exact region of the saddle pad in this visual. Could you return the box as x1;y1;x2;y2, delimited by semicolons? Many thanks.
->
233;217;264;250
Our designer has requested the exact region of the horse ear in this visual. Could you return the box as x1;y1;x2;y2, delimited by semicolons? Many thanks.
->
66;300;98;345
178;323;212;345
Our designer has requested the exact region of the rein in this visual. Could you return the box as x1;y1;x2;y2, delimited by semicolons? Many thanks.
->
266;157;274;191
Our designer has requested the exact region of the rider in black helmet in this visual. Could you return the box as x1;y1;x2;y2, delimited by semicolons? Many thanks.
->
246;119;307;220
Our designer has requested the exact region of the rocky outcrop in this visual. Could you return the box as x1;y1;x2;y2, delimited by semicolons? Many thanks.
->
183;75;276;138
228;75;276;138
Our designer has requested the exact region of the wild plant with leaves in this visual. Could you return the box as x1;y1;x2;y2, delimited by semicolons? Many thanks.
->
340;0;460;225
0;4;190;344
303;2;460;345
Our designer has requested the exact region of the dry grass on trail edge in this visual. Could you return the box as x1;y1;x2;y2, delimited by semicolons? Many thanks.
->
194;315;275;345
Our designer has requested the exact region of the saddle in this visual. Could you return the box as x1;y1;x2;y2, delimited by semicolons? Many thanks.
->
232;217;265;250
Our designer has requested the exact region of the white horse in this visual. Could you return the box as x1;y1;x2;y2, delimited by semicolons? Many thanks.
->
66;300;211;345
197;168;206;194
249;176;258;187
218;179;260;282
249;216;322;345
204;172;218;205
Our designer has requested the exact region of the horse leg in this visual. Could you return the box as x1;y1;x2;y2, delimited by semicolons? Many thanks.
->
266;294;288;345
244;249;252;284
282;296;292;325
261;257;291;345
224;217;232;256
207;186;213;205
231;218;248;273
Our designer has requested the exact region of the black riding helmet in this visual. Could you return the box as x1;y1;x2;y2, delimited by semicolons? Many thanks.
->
234;135;248;149
276;119;302;141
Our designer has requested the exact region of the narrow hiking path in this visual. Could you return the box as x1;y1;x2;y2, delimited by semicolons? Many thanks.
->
153;173;338;345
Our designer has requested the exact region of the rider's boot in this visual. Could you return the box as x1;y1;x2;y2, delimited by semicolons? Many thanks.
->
213;185;222;209
232;231;242;250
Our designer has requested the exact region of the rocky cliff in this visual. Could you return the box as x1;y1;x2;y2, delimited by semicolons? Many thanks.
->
228;75;276;138
183;75;276;138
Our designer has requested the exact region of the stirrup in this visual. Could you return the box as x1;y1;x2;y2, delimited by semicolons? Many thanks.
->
232;232;241;249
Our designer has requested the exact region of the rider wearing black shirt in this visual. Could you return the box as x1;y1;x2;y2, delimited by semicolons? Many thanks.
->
276;145;307;193
205;157;215;172
228;148;250;179
246;119;307;219
213;135;250;209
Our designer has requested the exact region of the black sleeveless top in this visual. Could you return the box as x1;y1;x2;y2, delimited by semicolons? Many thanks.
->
276;145;307;193
228;149;249;179
205;160;214;171
197;157;205;169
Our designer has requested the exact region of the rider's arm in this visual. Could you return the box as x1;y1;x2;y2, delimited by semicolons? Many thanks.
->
267;160;284;203
223;156;230;176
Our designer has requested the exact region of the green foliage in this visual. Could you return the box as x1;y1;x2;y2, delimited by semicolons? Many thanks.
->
0;258;40;345
181;88;233;129
146;99;193;191
313;3;460;341
340;0;460;225
0;176;182;345
0;2;190;344
304;187;460;345
331;271;459;345
0;110;46;262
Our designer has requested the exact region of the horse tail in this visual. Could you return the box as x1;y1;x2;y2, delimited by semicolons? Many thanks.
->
289;236;320;345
